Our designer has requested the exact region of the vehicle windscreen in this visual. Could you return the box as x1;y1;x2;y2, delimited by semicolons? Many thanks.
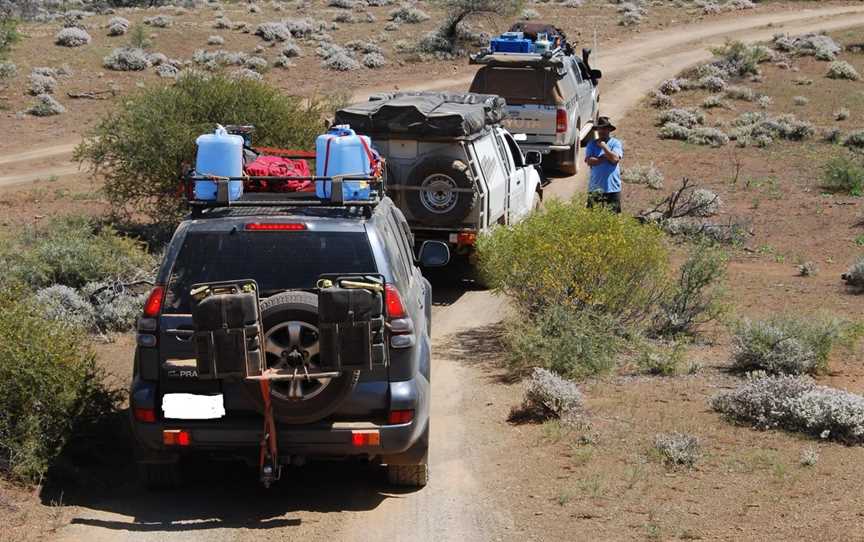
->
469;67;558;105
164;230;377;313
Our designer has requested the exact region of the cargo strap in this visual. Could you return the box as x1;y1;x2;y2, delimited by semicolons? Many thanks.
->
258;378;280;487
322;133;380;178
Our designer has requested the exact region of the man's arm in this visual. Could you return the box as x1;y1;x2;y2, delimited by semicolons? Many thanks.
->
597;140;621;164
585;143;603;166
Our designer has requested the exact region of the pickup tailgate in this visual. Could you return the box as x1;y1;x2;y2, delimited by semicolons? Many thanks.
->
502;104;557;138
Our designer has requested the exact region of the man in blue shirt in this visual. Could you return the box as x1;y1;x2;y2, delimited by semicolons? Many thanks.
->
584;117;623;213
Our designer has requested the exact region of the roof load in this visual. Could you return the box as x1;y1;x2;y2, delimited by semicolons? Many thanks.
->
507;22;569;48
334;92;508;139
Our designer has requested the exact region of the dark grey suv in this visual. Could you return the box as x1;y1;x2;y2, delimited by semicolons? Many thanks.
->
129;197;448;489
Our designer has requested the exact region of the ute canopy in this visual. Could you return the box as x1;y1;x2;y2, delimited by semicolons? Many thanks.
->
469;65;567;106
334;92;507;139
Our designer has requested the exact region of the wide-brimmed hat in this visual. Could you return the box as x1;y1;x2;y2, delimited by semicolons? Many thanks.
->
595;116;616;131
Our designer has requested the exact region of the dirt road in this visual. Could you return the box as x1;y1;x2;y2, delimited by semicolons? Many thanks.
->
50;7;864;542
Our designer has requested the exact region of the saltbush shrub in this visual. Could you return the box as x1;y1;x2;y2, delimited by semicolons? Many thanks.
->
478;201;668;321
0;291;121;483
687;126;729;147
104;47;150;71
27;94;65;116
143;15;173;28
520;367;583;419
845;130;864;152
657;108;704;129
255;21;291;41
76;73;339;221
55;27;91;47
621;163;664;189
842;256;864;290
731;315;854;375
0;215;154;290
389;5;430;23
827;61;860;81
654;432;700;467
28;73;56;95
712;373;864;443
34;285;97;331
710;40;771;77
773;32;841;61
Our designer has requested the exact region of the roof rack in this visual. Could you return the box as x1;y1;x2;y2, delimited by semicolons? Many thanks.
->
469;46;568;67
184;173;386;218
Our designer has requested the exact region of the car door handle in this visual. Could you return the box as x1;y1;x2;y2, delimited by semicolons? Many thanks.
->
166;329;194;341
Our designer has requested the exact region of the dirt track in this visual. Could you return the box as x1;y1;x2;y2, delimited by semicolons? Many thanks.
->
48;6;864;541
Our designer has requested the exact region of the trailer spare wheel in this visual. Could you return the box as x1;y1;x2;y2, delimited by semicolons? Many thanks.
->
407;157;476;226
250;291;359;424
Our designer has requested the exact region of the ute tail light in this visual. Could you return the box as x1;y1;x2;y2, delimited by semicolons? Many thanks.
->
457;231;477;247
143;285;165;318
556;109;568;134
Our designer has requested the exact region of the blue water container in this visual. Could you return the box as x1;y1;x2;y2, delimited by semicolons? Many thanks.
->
490;32;535;54
194;125;244;201
315;125;374;201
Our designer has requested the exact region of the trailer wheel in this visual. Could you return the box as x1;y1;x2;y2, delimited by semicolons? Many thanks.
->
406;157;476;226
249;291;359;424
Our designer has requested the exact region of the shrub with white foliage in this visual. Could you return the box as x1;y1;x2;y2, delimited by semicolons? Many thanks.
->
0;62;16;79
622;163;663;189
230;68;264;81
654;432;700;467
281;42;302;57
328;0;355;8
657;108;704;129
362;52;386;68
208;35;224;45
521;367;583;420
389;5;429;24
104;47;151;71
842;256;864;289
144;15;173;28
658;122;691;141
107;16;130;36
688;127;729;147
82;282;147;333
245;56;268;72
55;27;91;47
521;8;539;20
827;61;860;81
732;315;849;375
772;33;841;61
256;22;291;41
28;73;56;95
34;285;96;331
156;64;180;78
699;75;726;92
27;94;65;116
712;373;864;444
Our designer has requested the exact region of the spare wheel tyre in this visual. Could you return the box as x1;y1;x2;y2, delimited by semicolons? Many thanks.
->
249;291;359;424
407;157;476;226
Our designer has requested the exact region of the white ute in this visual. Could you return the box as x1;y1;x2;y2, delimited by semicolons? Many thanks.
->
335;92;543;262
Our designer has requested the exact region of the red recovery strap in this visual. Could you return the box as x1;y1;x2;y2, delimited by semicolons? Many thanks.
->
258;379;279;478
323;134;379;177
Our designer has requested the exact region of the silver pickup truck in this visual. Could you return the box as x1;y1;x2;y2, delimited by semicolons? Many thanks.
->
469;27;601;176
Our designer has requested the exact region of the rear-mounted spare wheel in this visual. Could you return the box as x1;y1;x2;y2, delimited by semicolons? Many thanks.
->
407;157;476;226
248;291;359;424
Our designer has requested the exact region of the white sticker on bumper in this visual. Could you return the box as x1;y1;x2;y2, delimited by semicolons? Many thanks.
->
162;393;226;420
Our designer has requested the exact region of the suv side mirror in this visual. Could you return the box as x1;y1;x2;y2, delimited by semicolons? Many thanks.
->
525;151;542;166
590;69;602;80
418;241;450;268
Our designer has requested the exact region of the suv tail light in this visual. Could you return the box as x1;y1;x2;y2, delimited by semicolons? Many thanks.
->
134;408;156;423
556;109;568;134
385;284;414;349
385;284;407;319
388;409;414;424
143;285;166;318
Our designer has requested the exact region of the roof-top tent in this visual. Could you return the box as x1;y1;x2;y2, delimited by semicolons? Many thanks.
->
333;91;508;140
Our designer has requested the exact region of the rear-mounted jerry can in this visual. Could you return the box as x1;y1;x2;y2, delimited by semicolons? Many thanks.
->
317;279;386;372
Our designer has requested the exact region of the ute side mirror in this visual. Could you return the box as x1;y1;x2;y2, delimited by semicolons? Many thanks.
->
590;69;602;80
525;151;542;166
418;240;450;268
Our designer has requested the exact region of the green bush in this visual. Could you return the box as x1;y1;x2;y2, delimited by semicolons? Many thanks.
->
0;290;122;483
731;315;860;375
653;243;727;336
637;341;686;376
822;155;864;196
76;73;341;221
477;201;669;322
503;305;622;379
0;215;155;290
0;18;18;59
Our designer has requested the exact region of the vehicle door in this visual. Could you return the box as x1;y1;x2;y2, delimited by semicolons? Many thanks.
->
495;128;527;223
378;209;428;381
571;57;596;126
469;134;507;225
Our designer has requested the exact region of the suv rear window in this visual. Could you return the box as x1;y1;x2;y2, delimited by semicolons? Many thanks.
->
164;230;377;313
470;66;558;105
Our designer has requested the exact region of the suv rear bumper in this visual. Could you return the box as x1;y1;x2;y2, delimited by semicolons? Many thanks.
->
130;377;429;462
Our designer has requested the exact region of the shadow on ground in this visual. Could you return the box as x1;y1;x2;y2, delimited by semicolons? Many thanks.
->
43;452;400;533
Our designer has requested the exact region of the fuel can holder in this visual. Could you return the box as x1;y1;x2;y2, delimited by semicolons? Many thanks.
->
190;279;265;381
316;273;388;373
